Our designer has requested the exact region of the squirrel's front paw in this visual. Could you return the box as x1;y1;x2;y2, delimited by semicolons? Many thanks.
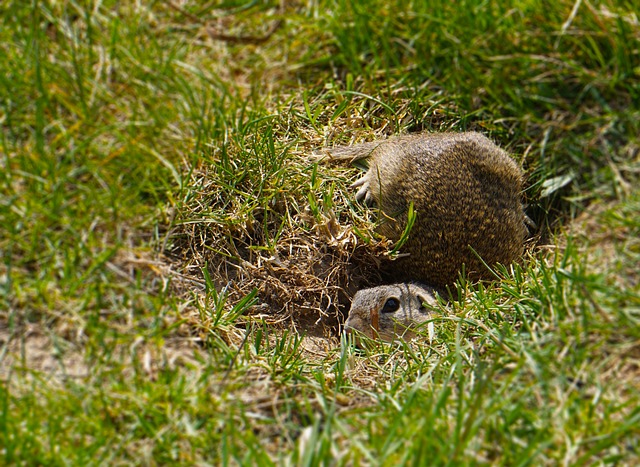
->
351;175;375;206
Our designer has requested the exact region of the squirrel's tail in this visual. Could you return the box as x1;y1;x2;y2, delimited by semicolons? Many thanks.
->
312;140;384;163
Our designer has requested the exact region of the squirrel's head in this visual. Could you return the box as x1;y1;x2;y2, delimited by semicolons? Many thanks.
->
344;283;441;343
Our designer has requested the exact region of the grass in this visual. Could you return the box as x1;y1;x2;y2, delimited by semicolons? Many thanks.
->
1;0;639;464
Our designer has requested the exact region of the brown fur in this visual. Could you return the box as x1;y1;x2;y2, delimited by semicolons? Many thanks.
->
324;132;527;288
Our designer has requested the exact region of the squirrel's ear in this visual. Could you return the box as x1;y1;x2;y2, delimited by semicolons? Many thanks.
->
416;293;431;313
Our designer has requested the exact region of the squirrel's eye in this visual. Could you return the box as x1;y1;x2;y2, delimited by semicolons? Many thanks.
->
381;298;400;313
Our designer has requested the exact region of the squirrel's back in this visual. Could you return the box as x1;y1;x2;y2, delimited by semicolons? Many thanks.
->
325;132;527;287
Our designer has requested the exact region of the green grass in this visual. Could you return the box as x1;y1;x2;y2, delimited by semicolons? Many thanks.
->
1;0;639;464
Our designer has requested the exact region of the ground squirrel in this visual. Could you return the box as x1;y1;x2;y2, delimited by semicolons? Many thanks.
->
344;283;439;342
322;131;527;340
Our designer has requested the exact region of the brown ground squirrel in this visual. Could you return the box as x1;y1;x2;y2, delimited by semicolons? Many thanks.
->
323;131;528;340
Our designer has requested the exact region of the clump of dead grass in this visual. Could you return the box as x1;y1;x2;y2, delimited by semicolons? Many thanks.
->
162;138;393;340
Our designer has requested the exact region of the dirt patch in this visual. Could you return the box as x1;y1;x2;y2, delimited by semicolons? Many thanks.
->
164;203;391;340
0;315;204;386
0;321;88;381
